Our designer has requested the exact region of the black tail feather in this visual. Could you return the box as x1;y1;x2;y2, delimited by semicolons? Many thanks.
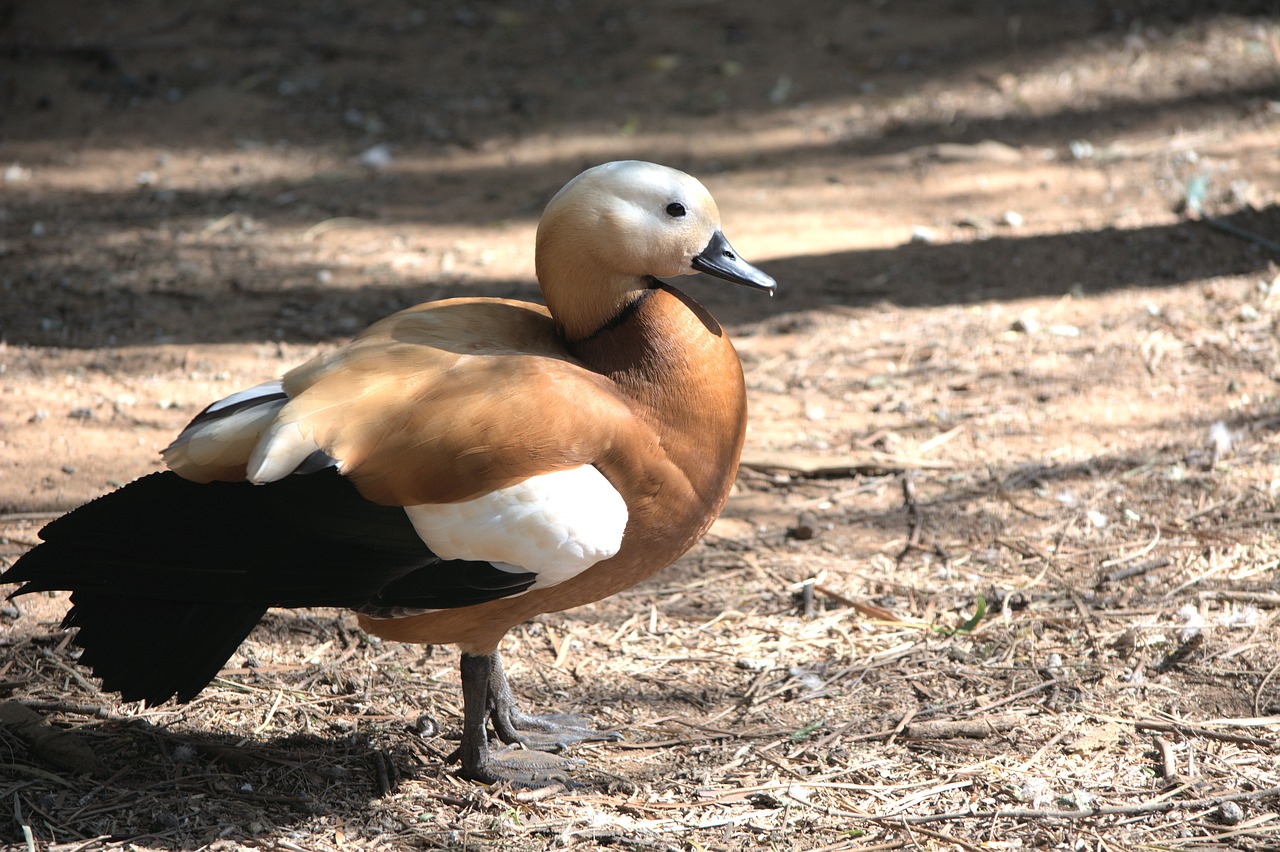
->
2;469;536;705
64;593;267;704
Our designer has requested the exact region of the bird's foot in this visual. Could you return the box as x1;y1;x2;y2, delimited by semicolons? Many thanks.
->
452;651;622;787
457;745;583;787
494;709;623;752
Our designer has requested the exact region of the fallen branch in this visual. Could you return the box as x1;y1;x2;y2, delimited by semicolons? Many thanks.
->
1100;556;1171;585
1199;590;1280;608
868;783;1280;825
0;510;63;525
739;451;953;478
1152;734;1186;786
11;700;112;719
902;714;1022;740
1133;719;1275;748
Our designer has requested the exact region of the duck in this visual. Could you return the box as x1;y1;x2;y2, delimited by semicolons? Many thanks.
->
1;160;776;785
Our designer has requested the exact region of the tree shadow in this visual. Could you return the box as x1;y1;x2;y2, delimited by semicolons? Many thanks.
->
3;204;1273;348
6;0;1273;151
0;714;429;849
748;205;1280;316
2;0;1275;350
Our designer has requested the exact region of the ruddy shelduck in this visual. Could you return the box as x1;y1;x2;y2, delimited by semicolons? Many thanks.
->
3;160;776;785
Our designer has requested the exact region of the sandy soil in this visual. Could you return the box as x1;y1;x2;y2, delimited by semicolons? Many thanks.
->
2;2;1280;849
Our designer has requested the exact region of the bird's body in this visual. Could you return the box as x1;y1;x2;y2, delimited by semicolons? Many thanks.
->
2;160;775;784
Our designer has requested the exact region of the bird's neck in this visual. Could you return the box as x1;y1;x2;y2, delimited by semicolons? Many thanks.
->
567;282;747;512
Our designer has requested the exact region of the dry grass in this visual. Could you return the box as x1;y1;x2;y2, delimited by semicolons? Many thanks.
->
4;282;1280;848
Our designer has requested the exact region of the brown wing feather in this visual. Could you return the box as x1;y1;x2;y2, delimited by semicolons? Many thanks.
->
272;298;637;506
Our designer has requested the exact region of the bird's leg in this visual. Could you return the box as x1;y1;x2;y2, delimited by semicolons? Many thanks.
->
454;652;500;782
453;651;616;785
484;650;622;751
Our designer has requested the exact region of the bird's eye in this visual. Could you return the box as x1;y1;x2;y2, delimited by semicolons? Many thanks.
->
665;202;686;218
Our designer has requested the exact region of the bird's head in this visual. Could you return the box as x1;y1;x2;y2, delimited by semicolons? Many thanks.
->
535;161;775;340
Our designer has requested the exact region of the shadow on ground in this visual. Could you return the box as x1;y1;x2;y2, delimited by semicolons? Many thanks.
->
4;205;1274;348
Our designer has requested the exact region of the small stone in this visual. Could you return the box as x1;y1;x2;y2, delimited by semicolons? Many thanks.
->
1000;210;1023;227
768;74;792;104
910;225;936;244
358;143;394;170
1209;421;1232;462
736;657;771;672
1218;801;1244;825
1069;140;1095;160
1012;313;1040;334
410;715;439;737
788;511;820;541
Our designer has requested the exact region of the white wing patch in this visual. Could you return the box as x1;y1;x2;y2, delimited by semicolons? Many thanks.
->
403;465;628;590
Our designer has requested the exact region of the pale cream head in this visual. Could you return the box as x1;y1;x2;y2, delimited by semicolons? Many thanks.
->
535;161;774;341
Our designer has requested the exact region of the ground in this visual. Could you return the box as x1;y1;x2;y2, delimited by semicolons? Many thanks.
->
2;1;1280;849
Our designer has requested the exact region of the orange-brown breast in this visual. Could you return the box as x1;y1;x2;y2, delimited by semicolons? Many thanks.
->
359;283;748;653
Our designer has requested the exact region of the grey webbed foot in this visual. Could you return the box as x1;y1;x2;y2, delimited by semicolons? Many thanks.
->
451;651;619;786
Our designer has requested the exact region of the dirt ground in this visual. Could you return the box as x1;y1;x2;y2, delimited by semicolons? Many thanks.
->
2;1;1280;849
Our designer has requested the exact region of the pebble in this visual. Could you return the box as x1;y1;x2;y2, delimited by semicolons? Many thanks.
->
1069;140;1095;160
358;143;394;170
1012;313;1040;334
788;511;820;541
